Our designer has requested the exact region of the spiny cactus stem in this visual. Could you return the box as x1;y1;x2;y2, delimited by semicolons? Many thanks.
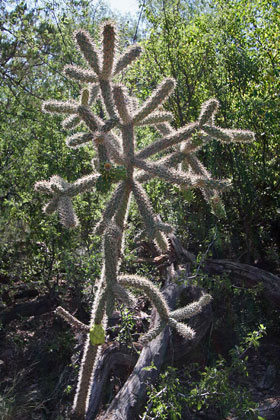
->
91;290;107;325
64;64;98;83
201;124;233;143
198;98;219;126
101;117;120;133
122;124;135;175
99;79;118;119
77;105;99;132
156;121;174;136
154;230;170;254
113;44;142;76
131;181;159;241
113;85;132;124
101;22;116;79
72;337;101;418
133;78;175;124
139;320;166;345
136;122;199;160
75;30;101;75
114;181;131;231
104;241;121;282
170;294;212;321
134;158;194;187
94;181;128;235
136;152;185;183
72;287;107;417
97;142;109;163
55;307;90;332
99;133;124;165
118;275;170;321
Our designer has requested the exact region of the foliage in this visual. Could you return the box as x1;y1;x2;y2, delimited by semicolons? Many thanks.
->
143;325;267;420
0;0;139;305
127;0;280;263
143;366;186;420
115;307;138;346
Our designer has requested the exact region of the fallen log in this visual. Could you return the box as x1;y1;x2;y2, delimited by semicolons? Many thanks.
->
205;259;280;308
166;235;280;309
85;342;138;418
86;284;212;420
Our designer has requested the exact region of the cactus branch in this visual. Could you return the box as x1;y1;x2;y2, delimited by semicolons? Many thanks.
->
35;20;256;419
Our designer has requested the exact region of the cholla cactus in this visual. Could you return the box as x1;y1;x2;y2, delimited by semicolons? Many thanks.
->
35;21;255;419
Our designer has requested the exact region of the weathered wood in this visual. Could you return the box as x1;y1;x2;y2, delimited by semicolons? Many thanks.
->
168;235;280;308
87;281;180;420
86;284;211;420
85;342;138;418
229;396;280;420
205;259;280;308
257;396;280;420
167;236;280;310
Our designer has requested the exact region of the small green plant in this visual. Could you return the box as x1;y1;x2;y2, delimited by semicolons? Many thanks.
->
188;325;266;419
142;361;157;372
116;307;137;346
0;392;15;420
142;366;186;420
143;325;266;420
64;385;73;395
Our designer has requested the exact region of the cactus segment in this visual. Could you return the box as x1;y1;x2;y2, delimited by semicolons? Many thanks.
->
35;20;255;419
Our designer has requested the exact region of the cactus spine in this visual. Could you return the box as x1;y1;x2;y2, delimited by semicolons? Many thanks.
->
35;21;255;419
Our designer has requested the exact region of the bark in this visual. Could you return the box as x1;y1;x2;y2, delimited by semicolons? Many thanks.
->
85;342;138;418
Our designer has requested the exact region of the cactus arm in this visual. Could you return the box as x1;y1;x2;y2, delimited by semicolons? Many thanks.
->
131;181;171;247
55;307;89;332
118;275;170;321
75;29;101;75
132;78;175;124
136;122;199;160
170;294;212;321
113;85;132;125
113;44;142;76
136;151;185;183
94;181;128;235
64;64;98;83
101;21;116;80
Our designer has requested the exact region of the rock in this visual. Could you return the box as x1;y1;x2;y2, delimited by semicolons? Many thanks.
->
258;364;277;390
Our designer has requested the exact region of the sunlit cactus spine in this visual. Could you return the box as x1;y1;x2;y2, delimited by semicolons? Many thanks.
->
35;20;255;419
